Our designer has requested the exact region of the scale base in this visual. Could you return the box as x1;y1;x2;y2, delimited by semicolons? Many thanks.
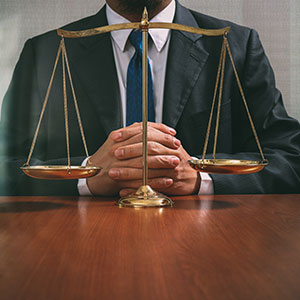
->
118;185;174;208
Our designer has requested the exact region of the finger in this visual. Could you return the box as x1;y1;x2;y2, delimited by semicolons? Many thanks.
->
110;122;176;142
108;167;174;180
148;122;176;135
148;155;180;168
124;129;181;149
113;155;180;169
114;141;179;160
111;125;181;151
118;177;174;189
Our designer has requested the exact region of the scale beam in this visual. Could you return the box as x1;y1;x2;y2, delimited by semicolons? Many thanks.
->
57;23;230;38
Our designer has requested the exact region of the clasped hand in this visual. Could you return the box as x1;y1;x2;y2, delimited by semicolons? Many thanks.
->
87;122;200;196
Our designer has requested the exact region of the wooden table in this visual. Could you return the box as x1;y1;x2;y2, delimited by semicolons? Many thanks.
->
1;194;300;300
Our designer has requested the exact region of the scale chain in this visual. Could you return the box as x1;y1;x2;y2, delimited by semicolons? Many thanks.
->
25;40;64;166
224;37;266;161
25;37;92;168
202;35;266;163
62;40;89;158
201;39;226;162
61;39;71;168
213;37;227;160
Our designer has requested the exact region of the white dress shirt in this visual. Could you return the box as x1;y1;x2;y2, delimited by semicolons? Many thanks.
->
78;0;213;195
108;1;174;125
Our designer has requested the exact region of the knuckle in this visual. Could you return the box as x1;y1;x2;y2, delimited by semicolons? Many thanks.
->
154;122;162;130
173;167;181;180
157;155;165;164
154;156;163;167
161;156;170;166
148;142;159;154
159;123;165;131
164;134;171;144
147;131;154;141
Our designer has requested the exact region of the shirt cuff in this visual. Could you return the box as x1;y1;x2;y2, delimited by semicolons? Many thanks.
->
77;157;93;196
198;172;214;195
191;156;214;195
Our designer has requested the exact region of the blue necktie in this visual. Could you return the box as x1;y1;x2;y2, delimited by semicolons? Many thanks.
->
126;30;155;126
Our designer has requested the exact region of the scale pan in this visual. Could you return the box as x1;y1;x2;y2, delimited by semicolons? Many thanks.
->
21;165;101;180
188;159;268;175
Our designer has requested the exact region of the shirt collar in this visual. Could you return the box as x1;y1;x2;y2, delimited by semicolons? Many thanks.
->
106;0;176;52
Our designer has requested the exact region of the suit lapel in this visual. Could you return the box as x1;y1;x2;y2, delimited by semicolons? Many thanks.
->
163;2;209;128
66;6;122;136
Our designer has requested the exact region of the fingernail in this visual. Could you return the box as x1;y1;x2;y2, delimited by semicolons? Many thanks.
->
169;128;176;135
174;138;181;147
165;178;173;186
115;148;124;157
112;132;122;141
109;169;120;179
172;157;180;166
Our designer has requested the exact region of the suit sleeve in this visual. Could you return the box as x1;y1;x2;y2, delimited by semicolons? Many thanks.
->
209;29;300;194
0;39;85;195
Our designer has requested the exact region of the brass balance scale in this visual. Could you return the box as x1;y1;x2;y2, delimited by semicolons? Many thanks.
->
21;8;268;207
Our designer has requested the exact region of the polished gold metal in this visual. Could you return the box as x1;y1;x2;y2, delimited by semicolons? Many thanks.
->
22;38;97;180
62;39;71;167
200;35;268;172
201;40;226;162
118;185;174;208
213;37;226;160
63;40;90;158
57;23;230;38
188;159;268;175
142;7;148;186
57;23;141;38
117;8;173;208
224;36;266;161
21;165;101;180
25;40;63;167
149;23;230;36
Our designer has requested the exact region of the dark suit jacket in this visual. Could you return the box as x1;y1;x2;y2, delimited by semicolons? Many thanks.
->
1;2;300;195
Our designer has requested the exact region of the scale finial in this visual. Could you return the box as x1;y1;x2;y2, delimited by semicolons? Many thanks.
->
142;7;148;21
140;7;149;30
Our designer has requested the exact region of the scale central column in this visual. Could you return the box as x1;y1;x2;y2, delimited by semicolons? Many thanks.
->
142;19;148;187
118;8;174;208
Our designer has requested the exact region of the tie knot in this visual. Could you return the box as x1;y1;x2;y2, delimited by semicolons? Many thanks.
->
129;30;142;52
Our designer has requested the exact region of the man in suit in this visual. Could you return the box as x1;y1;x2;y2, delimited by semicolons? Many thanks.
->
0;0;299;196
